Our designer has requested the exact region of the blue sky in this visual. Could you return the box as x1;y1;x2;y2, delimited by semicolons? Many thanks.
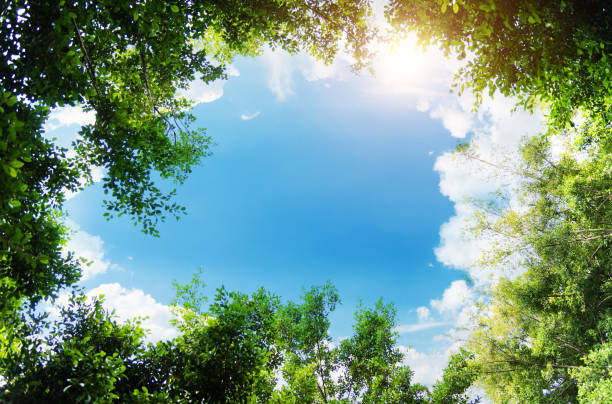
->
47;38;544;385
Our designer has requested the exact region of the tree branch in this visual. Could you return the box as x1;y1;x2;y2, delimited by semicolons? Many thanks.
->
139;47;177;144
71;17;101;101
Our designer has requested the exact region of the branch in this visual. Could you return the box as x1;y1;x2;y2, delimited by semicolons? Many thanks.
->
540;233;612;249
516;310;587;355
596;295;612;310
139;50;162;116
139;48;177;143
71;17;101;101
315;341;329;403
316;382;328;404
570;228;612;233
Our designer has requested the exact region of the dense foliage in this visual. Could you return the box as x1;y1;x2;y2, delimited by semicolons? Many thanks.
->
0;279;478;402
385;0;612;126
463;126;612;402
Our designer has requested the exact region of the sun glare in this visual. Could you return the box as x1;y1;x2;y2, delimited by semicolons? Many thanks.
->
375;36;430;87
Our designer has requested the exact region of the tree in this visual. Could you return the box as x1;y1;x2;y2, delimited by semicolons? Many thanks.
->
382;2;611;401
0;292;152;403
384;0;612;126
337;300;404;402
0;92;82;319
1;0;378;322
161;286;283;403
275;282;342;402
462;126;612;402
1;276;478;402
429;349;481;404
275;282;436;403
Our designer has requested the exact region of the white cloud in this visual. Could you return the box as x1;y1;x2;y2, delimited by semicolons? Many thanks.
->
416;306;431;322
299;52;353;83
395;321;449;334
44;106;96;131
434;151;498;204
178;65;239;105
179;79;226;104
394;306;450;335
263;49;294;101
90;165;105;183
64;163;106;200
64;219;115;280
87;283;178;342
434;204;483;270
429;91;546;286
240;111;261;120
430;103;474;138
416;98;431;112
430;280;473;317
399;346;450;386
226;64;240;77
261;47;354;101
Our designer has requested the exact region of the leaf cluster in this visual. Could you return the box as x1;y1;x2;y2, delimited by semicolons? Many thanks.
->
385;0;612;127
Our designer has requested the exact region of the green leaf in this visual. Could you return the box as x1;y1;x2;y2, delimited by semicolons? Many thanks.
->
5;96;17;107
9;160;24;168
441;3;448;13
453;3;459;13
170;5;179;12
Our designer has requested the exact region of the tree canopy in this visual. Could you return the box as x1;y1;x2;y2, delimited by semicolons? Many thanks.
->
385;0;612;126
0;279;478;402
460;125;612;402
2;0;612;402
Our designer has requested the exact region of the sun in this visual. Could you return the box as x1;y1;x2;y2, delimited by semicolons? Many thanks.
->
375;35;430;87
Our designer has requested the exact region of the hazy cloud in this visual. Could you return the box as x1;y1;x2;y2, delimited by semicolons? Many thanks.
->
240;111;261;120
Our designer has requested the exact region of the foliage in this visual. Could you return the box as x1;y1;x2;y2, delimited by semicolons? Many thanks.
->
385;0;612;126
429;349;480;404
337;299;404;402
273;282;476;403
0;278;478;403
0;292;150;403
0;94;82;322
463;124;612;402
383;2;612;401
572;341;612;403
163;286;283;403
275;282;341;402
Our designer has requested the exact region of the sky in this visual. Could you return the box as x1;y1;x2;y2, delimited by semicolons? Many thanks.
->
45;33;545;387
